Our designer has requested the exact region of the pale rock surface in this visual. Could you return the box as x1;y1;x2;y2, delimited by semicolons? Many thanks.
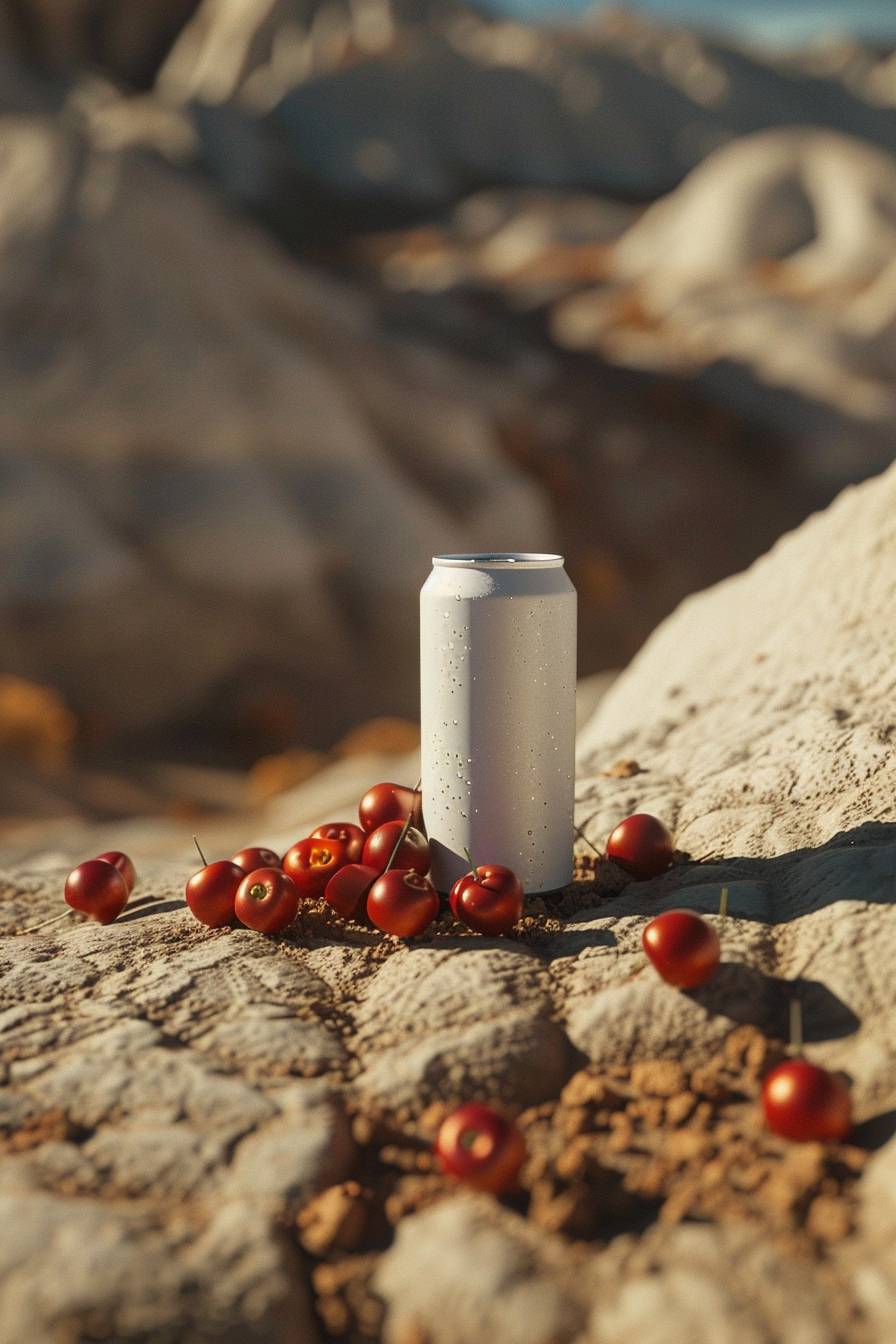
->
350;945;571;1108
374;1197;593;1344
555;128;896;424
576;459;895;858
374;1201;838;1344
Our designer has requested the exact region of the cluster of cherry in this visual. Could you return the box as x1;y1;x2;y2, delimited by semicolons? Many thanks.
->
182;781;523;940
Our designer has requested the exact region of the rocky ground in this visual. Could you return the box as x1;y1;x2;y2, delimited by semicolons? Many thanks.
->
1;462;894;1342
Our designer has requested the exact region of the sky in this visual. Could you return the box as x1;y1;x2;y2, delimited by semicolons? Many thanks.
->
485;0;896;46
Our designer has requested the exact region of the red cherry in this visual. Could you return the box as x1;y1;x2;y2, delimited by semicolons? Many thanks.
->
65;859;129;925
367;869;439;937
606;813;674;879
762;1059;852;1143
96;851;136;894
449;864;523;936
311;823;366;865
359;782;423;834
325;863;379;920
435;1102;526;1194
231;846;281;873
234;868;299;934
642;909;720;988
363;821;430;876
185;860;244;928
283;836;349;898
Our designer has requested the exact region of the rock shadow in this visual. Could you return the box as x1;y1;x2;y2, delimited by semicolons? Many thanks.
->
117;898;184;922
600;821;896;925
688;964;860;1043
853;1108;896;1151
535;924;618;960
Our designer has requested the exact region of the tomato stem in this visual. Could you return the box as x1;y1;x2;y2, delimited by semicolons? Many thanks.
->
193;836;208;867
789;998;803;1055
463;847;477;878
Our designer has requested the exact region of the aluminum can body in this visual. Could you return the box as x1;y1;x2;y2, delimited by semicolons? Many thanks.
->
420;553;577;896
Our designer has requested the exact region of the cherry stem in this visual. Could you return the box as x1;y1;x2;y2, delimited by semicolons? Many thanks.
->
411;777;424;834
719;885;729;920
573;823;602;858
193;836;208;867
789;998;803;1055
384;808;415;875
19;909;73;935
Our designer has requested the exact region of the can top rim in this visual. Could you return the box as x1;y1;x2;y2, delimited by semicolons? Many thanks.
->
432;553;564;569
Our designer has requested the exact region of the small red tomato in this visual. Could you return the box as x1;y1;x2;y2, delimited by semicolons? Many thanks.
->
367;869;439;937
185;860;244;928
642;909;720;988
65;859;129;925
606;813;674;879
231;846;281;873
449;864;523;936
359;782;424;834
283;836;349;898
435;1102;526;1194
363;821;430;876
96;850;137;894
311;823;366;865
234;867;299;934
762;1059;852;1143
325;863;379;920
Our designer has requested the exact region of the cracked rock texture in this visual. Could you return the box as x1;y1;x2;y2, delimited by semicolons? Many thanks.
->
0;464;895;1340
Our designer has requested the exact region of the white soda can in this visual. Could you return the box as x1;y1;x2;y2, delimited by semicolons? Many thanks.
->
420;553;577;895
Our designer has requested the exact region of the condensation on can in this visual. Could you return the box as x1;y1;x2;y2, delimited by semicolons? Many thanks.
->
420;553;577;896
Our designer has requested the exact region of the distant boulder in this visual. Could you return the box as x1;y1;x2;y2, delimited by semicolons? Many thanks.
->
156;4;896;238
0;101;552;745
553;128;896;430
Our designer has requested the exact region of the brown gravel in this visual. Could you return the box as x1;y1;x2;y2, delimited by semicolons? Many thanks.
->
300;1023;869;1340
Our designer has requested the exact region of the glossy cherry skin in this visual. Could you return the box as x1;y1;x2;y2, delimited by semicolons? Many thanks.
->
435;1102;526;1194
606;813;674;880
642;909;720;988
231;846;281;873
96;850;137;894
367;870;439;937
283;836;349;898
449;864;524;936
311;823;366;865
234;868;299;934
185;860;244;928
762;1059;852;1142
325;863;379;920
363;822;430;876
359;782;424;834
65;859;129;925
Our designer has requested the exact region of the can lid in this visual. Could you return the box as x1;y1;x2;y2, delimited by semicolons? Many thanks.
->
432;553;564;569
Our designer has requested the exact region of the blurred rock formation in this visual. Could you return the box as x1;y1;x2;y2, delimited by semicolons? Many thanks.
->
0;0;201;87
0;3;894;781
